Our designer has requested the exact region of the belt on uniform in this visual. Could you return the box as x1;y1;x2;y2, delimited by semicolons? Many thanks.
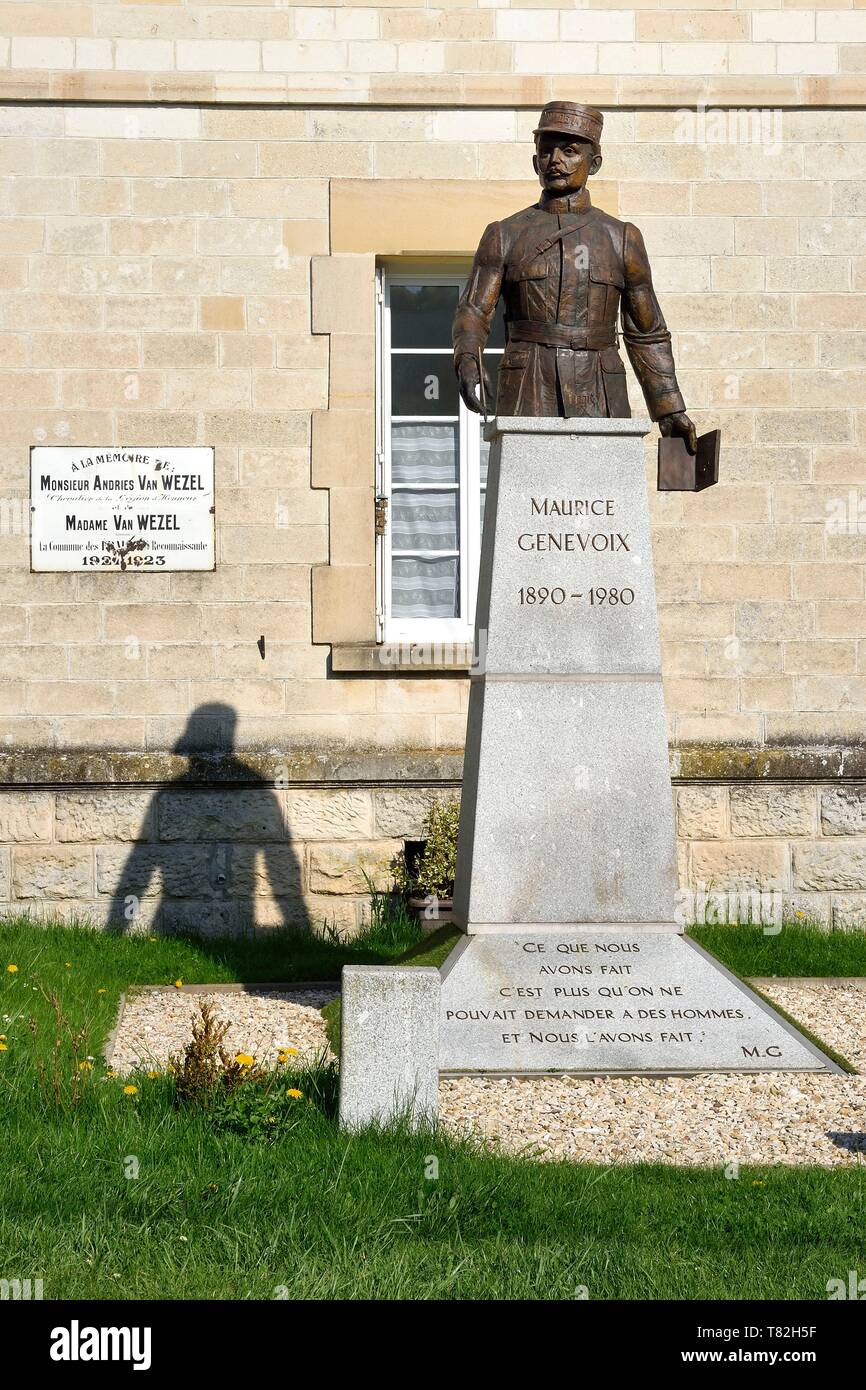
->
508;321;618;351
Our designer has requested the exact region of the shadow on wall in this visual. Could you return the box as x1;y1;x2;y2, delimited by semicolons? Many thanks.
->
108;703;311;939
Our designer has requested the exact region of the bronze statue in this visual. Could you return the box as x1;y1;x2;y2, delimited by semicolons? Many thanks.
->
453;101;697;453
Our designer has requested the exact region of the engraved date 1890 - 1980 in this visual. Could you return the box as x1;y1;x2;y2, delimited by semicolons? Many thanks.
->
518;586;635;606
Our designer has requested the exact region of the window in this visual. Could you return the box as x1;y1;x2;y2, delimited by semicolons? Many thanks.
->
376;268;505;644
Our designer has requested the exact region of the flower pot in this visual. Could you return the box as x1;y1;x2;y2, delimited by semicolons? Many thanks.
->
408;894;454;933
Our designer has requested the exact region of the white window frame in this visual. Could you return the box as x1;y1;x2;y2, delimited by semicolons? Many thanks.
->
376;266;500;646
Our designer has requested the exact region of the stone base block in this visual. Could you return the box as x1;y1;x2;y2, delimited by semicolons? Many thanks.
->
440;929;842;1076
338;964;440;1132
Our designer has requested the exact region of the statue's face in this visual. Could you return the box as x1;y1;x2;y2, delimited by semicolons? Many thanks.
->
533;133;601;194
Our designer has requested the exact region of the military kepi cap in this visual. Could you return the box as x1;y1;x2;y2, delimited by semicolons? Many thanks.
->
533;101;604;145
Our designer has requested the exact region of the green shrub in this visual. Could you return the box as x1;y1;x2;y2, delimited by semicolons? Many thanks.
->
392;797;460;899
167;999;340;1137
358;873;421;950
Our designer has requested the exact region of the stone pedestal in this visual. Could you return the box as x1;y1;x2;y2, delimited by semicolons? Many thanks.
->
444;419;840;1076
454;417;677;933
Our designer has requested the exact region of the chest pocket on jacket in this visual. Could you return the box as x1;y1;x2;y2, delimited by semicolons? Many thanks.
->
507;256;549;322
508;258;547;283
589;264;625;290
589;263;624;322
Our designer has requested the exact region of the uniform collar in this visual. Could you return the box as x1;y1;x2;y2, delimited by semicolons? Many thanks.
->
538;187;592;216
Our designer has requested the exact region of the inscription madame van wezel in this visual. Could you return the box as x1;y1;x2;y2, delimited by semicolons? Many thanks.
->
516;495;636;607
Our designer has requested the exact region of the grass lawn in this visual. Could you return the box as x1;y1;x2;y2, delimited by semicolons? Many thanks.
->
691;920;866;978
0;913;865;1300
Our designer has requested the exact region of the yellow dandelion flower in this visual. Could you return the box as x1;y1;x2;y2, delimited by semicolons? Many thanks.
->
78;1060;93;1072
795;910;805;919
64;963;72;969
97;988;107;995
174;979;183;989
123;1085;138;1096
235;1053;254;1067
148;937;158;944
147;1070;160;1079
752;1180;764;1186
105;1069;116;1078
286;1088;303;1099
6;964;17;974
0;1043;7;1052
0;1034;5;1040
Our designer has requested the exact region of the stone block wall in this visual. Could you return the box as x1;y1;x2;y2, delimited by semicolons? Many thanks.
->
0;3;863;107
676;783;866;929
1;778;866;935
0;104;865;752
0;783;455;937
0;105;866;761
0;4;864;933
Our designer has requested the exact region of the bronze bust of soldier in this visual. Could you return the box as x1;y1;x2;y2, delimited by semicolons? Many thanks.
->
453;101;697;455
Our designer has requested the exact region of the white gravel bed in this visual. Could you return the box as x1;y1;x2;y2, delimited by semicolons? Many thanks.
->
439;983;866;1167
108;979;866;1167
108;987;336;1075
765;982;866;1072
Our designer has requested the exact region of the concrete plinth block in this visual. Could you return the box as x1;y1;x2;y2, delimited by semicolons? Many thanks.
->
338;965;440;1132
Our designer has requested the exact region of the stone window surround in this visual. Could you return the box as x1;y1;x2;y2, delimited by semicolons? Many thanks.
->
311;178;539;672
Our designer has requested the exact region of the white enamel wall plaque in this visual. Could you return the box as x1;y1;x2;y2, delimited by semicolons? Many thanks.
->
30;446;215;573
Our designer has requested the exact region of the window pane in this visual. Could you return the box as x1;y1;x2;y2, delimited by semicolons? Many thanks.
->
391;354;458;416
392;423;458;485
390;284;459;349
391;490;458;550
392;556;459;620
480;432;490;536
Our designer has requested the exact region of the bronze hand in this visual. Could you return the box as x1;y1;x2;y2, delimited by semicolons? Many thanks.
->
658;411;697;455
456;353;493;416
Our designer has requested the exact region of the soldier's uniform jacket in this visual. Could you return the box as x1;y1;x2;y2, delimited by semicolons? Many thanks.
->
453;187;685;421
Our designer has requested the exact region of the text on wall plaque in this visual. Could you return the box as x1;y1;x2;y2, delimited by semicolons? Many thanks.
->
30;447;215;573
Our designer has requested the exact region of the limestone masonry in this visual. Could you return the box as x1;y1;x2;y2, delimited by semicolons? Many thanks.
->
0;4;865;932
